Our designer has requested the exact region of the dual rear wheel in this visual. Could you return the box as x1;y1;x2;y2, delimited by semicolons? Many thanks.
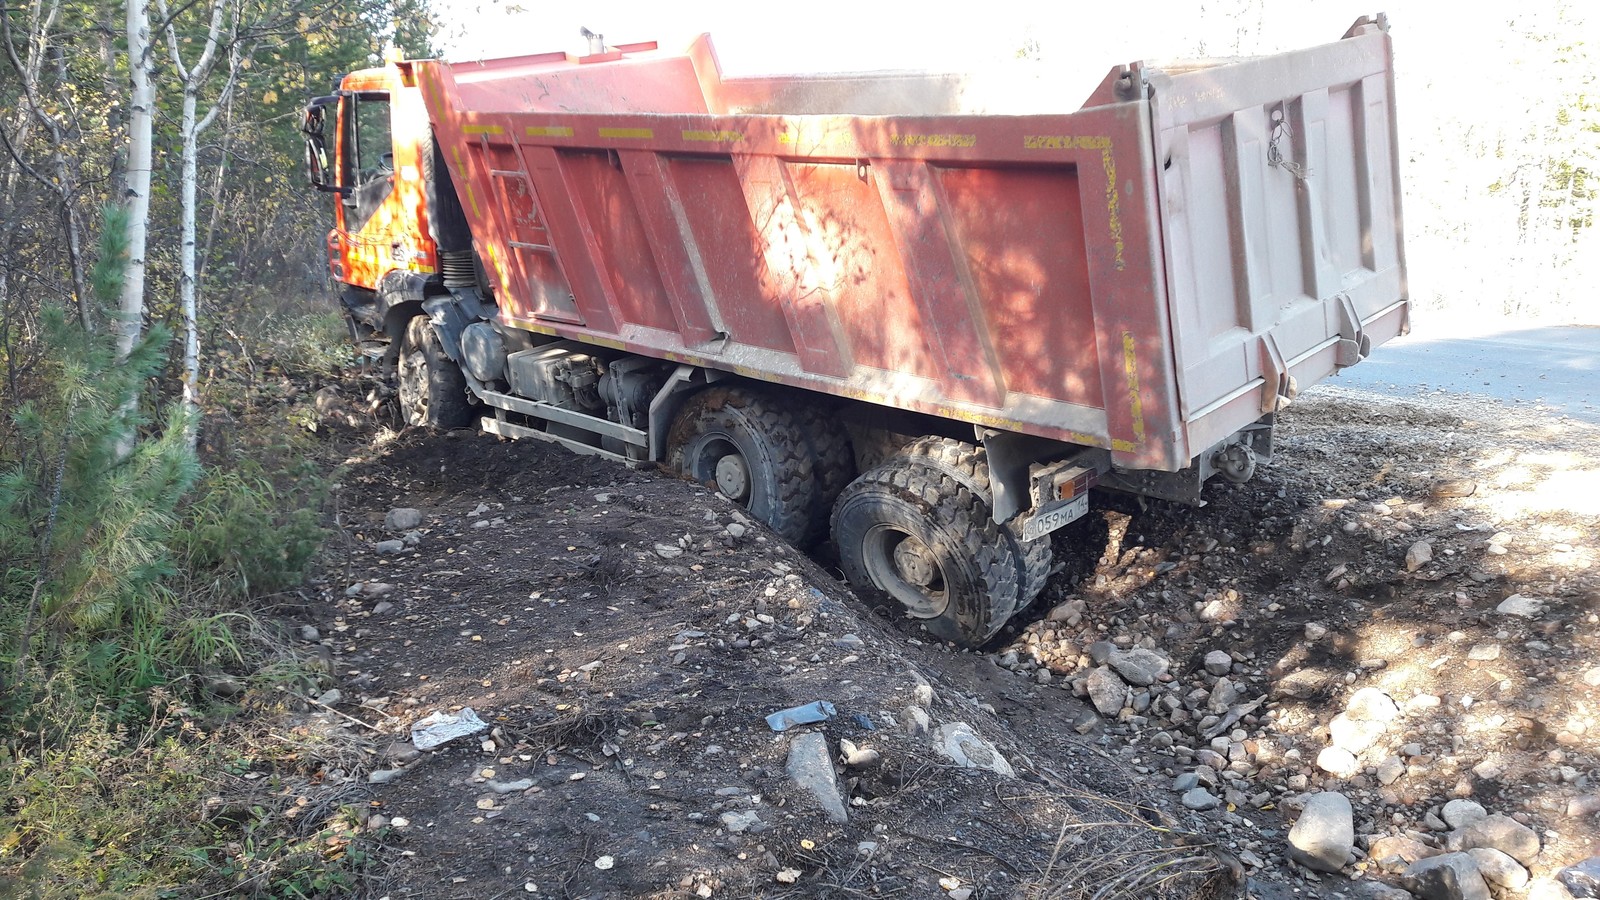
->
665;387;1051;646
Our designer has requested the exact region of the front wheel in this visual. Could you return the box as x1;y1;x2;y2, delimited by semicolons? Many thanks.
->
666;387;817;545
832;461;1019;646
397;316;473;429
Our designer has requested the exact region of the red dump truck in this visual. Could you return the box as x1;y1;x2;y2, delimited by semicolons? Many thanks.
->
301;16;1408;644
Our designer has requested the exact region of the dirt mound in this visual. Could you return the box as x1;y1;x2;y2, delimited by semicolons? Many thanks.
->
313;430;1231;899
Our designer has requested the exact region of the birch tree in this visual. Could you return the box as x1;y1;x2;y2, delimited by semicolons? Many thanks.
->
117;0;157;456
155;0;244;444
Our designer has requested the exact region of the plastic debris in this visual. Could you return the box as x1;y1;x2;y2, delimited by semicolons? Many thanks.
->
410;707;490;751
765;700;836;732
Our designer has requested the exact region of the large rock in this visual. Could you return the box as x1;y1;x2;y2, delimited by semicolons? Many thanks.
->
1329;712;1386;753
1085;667;1128;715
1406;541;1434;571
1496;594;1545;618
1347;687;1401;723
785;732;848;824
931;723;1014;778
1441;799;1487;830
1560;857;1600;898
1107;648;1168;686
1368;834;1440;867
1403;853;1491;900
1288;791;1354;873
1448;814;1540;865
1317;746;1361;778
384;507;422;531
1465;848;1529;889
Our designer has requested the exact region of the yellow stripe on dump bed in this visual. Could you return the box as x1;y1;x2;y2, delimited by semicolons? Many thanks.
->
525;126;574;137
463;124;504;135
599;127;653;139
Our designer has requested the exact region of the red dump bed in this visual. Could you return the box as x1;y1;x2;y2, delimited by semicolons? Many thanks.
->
412;18;1408;472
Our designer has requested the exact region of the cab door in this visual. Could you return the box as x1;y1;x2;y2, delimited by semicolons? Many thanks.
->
335;90;398;289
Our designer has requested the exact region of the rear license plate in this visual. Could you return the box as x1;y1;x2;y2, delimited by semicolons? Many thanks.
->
1020;494;1089;541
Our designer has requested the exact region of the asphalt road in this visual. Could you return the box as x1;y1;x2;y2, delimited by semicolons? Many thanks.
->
1319;325;1600;423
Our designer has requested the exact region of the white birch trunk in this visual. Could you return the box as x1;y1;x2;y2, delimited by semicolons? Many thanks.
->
117;0;155;456
161;0;234;447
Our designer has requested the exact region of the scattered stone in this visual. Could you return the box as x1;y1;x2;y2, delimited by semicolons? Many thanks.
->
1181;787;1220;811
360;582;395;597
654;543;685;559
204;675;244;697
1429;478;1477;498
1317;747;1360;778
1466;848;1529;890
785;732;848;824
368;768;405;784
1288;791;1355;873
1584;668;1600;688
833;634;865;650
931;723;1014;778
1567;795;1600;818
1203;650;1233;677
1377;756;1406;785
1466;643;1501;662
1173;772;1200;792
1442;800;1487;830
374;539;405;555
721;811;765;833
383;741;421;764
1403;852;1490;900
1358;883;1418;900
775;868;801;884
1496;594;1545;618
371;600;395;616
838;738;881;769
725;523;746;539
902;706;931;738
314;688;343;706
1449;814;1540;865
1369;835;1439;866
1560;857;1600;897
1108;648;1169;686
1305;622;1329;641
912;682;936;708
1347;687;1401;723
1406;541;1434;572
1047;598;1086;624
385;507;422;531
593;855;614;870
1086;667;1128;716
488;779;534;794
299;625;320;642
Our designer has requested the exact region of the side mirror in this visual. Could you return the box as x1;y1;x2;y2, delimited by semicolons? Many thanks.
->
301;95;349;195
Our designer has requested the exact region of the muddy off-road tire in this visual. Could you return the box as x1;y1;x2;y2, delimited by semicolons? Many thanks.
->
792;403;856;546
666;387;817;545
397;316;473;429
832;459;1019;646
899;436;1053;616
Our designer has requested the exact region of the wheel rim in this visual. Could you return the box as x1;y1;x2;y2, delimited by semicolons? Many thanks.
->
689;436;752;504
862;524;948;619
714;453;751;502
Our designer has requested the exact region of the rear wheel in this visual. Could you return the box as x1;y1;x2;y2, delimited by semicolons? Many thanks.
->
899;436;1053;616
397;316;472;429
832;460;1018;646
792;403;856;546
666;387;817;544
